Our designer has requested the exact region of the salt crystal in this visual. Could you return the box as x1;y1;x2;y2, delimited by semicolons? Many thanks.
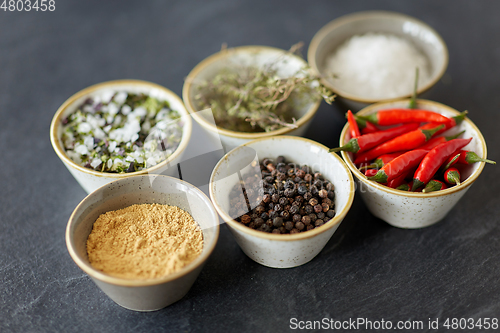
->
325;33;431;99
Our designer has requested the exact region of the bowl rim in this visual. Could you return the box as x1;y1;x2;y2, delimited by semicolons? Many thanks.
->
182;45;321;139
209;135;355;240
50;79;193;178
340;99;487;197
307;10;449;104
65;174;220;287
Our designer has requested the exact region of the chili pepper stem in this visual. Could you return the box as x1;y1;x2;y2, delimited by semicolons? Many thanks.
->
443;153;461;171
465;151;496;164
396;184;410;191
329;138;359;153
447;171;461;186
422;180;446;193
422;124;444;140
409;67;419;109
367;170;388;183
411;179;425;191
445;130;466;141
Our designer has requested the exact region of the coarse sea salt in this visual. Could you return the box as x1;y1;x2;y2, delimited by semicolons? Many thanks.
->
326;33;431;100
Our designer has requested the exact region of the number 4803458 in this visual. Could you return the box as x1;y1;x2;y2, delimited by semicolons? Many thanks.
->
1;0;56;11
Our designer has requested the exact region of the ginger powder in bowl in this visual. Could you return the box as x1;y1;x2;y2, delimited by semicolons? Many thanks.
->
86;203;203;280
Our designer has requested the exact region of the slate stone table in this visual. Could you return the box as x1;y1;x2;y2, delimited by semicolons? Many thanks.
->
1;0;499;332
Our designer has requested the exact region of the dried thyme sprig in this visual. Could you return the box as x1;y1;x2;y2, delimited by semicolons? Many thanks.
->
192;45;335;133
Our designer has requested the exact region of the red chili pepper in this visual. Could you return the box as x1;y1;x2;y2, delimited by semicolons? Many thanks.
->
368;149;429;183
359;151;405;170
387;169;411;189
347;110;361;138
444;150;496;166
354;124;444;164
364;168;379;177
422;180;447;193
330;123;419;154
417;130;465;151
360;109;452;126
354;114;380;134
444;167;461;186
412;138;473;191
419;111;468;136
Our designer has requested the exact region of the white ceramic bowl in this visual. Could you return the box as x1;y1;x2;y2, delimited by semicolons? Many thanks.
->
66;175;220;311
340;99;488;228
182;46;321;152
50;80;193;194
308;11;448;111
209;136;355;268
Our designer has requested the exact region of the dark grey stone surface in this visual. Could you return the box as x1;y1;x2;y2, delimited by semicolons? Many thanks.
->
1;0;499;332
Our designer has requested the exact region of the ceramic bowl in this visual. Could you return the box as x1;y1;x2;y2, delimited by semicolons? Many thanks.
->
50;80;193;194
209;136;355;268
308;11;448;111
66;175;220;311
340;99;488;228
182;46;321;152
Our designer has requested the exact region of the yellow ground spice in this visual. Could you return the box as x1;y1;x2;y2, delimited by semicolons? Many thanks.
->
86;203;203;280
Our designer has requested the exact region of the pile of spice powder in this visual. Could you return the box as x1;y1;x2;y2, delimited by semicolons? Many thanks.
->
86;204;203;280
230;156;336;234
61;91;183;173
325;33;431;99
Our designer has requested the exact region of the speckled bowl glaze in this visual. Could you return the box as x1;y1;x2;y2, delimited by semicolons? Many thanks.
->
308;11;448;111
50;80;193;194
340;99;488;228
209;136;355;268
182;46;321;152
66;175;219;311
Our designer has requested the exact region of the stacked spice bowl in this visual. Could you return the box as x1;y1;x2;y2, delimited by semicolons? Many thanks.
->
183;45;334;151
308;11;448;110
51;80;192;193
338;99;489;228
210;136;355;268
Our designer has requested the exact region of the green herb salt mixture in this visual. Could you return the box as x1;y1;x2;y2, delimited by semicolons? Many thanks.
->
61;91;183;173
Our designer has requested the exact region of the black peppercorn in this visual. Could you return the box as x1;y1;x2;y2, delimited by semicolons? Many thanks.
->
260;224;271;232
285;221;294;231
322;198;332;206
255;205;265;214
287;168;295;177
261;212;269;220
262;158;272;166
309;198;318;206
328;190;335;199
305;205;314;214
276;156;285;164
308;213;317;222
310;185;319;196
315;219;324;227
263;194;271;203
292;214;301;223
296;169;305;178
268;202;274;210
306;224;315;231
272;193;279;203
241;215;251;224
318;189;328;199
284;180;294;189
327;210;336;218
264;176;274;184
274;204;282;212
304;173;313;183
304;192;312;201
280;211;290;220
314;204;323;213
302;215;311;225
297;185;307;195
279;226;287;234
317;212;325;220
277;172;286;181
284;188;295;197
322;203;329;212
295;195;304;204
273;217;283;228
295;221;305;231
269;211;278;219
254;218;264;228
302;165;311;174
290;205;299;215
290;228;300;234
314;172;323;180
279;197;288;206
272;229;281;234
266;163;276;172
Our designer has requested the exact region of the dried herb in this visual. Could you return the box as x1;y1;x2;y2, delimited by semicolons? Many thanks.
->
192;44;335;133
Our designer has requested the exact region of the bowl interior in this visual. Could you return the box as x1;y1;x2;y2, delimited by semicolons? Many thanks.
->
185;46;317;126
340;99;486;195
210;136;355;235
67;175;219;285
52;80;192;177
309;11;448;101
